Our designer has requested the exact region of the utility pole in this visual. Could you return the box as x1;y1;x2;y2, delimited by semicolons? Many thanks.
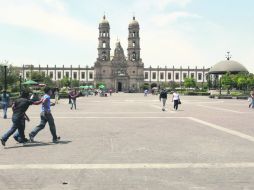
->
19;75;22;94
4;65;7;98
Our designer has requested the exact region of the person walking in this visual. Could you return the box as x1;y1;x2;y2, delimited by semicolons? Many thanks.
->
159;89;167;111
172;90;180;111
29;87;60;143
54;89;59;104
1;90;10;119
1;91;40;146
249;88;254;108
144;89;148;96
70;89;79;110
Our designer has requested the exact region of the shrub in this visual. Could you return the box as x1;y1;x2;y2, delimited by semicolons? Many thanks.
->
59;92;69;99
184;92;210;96
230;91;243;96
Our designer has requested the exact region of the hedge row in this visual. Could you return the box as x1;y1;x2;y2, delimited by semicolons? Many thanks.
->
183;92;210;96
209;95;248;100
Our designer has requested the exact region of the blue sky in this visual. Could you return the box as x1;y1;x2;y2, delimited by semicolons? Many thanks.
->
0;0;254;72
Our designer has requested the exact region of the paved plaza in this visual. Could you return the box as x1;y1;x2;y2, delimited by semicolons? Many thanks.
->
0;93;254;190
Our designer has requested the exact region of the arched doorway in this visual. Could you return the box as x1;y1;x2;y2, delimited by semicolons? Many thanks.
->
118;82;122;92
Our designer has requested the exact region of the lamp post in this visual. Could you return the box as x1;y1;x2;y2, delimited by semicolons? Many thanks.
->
219;76;222;95
19;75;22;94
4;65;7;97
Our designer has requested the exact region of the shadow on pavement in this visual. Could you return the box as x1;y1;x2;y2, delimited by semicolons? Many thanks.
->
4;140;72;149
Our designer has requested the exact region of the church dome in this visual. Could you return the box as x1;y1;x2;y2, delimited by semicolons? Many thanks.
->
99;15;109;27
129;16;139;27
209;59;248;74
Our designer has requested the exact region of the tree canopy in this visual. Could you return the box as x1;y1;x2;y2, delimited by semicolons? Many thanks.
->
0;62;19;91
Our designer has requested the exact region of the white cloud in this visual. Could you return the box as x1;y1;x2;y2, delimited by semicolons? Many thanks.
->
151;11;201;27
43;0;66;12
133;0;192;12
0;0;97;42
141;29;205;68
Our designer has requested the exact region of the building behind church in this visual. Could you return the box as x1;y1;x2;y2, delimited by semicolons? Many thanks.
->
20;16;209;91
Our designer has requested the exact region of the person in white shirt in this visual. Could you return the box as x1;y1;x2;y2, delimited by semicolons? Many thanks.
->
172;91;180;111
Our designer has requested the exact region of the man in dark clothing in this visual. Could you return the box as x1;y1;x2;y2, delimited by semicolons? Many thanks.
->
69;89;79;110
159;89;167;111
1;91;40;146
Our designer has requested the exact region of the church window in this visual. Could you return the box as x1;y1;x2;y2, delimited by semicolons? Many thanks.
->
103;32;106;37
73;72;77;80
132;52;136;61
144;72;148;79
49;72;53;79
152;72;156;80
198;73;202;80
132;32;135;37
58;72;61;79
175;73;179;80
89;72;93;79
81;72;85;79
160;73;164;80
26;71;30;78
168;73;171;80
102;42;106;48
133;41;135;47
102;52;107;61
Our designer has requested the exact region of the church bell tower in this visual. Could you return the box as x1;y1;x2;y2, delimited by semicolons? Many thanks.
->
127;16;141;62
98;15;111;61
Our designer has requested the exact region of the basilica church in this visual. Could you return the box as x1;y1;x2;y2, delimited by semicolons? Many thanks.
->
20;16;209;91
94;16;144;92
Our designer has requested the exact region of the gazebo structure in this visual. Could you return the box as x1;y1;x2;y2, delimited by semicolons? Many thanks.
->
208;52;248;91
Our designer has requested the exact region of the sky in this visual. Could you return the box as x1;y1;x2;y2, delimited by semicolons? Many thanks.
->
0;0;254;72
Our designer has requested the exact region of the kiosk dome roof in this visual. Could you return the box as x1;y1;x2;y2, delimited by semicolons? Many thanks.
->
209;59;248;74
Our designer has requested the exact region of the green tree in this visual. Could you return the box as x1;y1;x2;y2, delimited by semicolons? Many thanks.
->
31;71;45;83
60;77;71;87
0;63;19;91
221;72;233;94
168;81;178;90
43;76;54;87
247;74;254;90
141;83;149;90
184;77;196;89
237;76;248;92
71;79;80;87
161;82;170;89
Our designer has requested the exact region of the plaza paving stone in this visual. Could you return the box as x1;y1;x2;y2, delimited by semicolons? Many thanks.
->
0;93;254;190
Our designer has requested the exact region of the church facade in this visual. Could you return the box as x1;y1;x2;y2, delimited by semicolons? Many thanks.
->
94;16;144;92
19;16;209;91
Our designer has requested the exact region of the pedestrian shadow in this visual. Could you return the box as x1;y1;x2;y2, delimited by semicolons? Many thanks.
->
4;140;72;149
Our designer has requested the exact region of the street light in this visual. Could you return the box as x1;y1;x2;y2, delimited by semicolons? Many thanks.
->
219;76;222;95
4;65;7;97
19;75;22;94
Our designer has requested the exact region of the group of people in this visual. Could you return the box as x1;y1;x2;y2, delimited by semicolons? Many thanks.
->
0;87;60;146
159;89;180;111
